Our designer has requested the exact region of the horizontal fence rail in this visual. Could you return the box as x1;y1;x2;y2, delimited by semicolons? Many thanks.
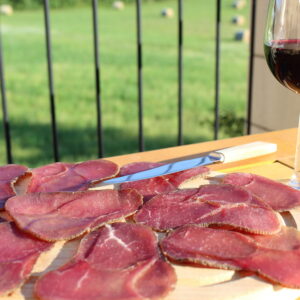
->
0;0;255;164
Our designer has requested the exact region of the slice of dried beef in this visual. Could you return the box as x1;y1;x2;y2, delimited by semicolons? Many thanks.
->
26;159;119;193
119;162;165;176
5;189;142;242
0;164;29;209
35;223;176;300
0;222;52;296
248;226;300;251
223;172;300;211
237;227;300;288
160;225;256;269
237;249;300;288
161;224;300;288
119;161;209;201
134;184;281;234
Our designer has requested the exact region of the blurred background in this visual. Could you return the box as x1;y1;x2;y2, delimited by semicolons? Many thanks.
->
0;0;255;166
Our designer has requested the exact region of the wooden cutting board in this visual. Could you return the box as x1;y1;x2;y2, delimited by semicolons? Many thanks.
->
2;161;300;300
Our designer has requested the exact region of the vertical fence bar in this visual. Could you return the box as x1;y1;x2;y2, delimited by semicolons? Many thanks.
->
43;0;59;162
177;0;183;146
247;0;256;134
136;0;144;152
0;33;12;164
92;0;104;158
214;0;221;140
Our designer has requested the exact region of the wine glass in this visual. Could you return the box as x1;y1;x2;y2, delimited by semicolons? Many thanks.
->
264;0;300;188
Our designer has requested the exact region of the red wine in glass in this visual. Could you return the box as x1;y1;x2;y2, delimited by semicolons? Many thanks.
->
265;0;300;188
264;40;300;94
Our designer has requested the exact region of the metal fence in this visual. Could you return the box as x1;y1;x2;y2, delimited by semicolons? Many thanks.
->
0;0;256;164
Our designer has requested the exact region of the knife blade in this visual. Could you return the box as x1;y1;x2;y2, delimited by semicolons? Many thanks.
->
100;141;277;186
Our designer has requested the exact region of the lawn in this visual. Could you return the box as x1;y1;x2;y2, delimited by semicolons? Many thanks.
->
0;0;250;167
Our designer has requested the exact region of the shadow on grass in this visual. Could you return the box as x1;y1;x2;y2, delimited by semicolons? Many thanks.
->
1;121;209;167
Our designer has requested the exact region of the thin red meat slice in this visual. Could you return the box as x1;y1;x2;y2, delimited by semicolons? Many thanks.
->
35;223;176;300
237;250;300;288
6;189;142;241
26;159;119;193
223;172;300;211
197;203;281;234
161;225;300;288
119;161;209;201
238;226;300;288
134;184;281;234
191;184;270;208
119;162;165;176
0;164;28;209
160;225;256;269
249;226;300;251
0;164;28;181
0;222;52;296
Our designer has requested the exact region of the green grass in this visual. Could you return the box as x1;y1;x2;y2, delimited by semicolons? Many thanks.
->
0;0;250;167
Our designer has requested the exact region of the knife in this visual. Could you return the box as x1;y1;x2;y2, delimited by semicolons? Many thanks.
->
100;141;277;186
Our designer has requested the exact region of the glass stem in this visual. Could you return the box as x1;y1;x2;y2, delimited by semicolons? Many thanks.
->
290;114;300;188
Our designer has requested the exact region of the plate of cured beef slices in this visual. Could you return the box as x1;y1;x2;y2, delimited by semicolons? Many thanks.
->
1;159;300;300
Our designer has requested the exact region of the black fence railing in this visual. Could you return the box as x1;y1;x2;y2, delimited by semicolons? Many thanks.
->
0;0;256;164
214;0;221;140
43;0;59;162
136;0;144;152
177;0;183;146
0;33;12;163
247;0;256;135
92;0;104;158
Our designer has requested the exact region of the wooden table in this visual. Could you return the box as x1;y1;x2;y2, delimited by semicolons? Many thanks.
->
108;127;296;177
3;128;300;300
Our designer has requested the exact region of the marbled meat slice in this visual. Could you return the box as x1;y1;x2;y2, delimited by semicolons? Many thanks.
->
26;159;119;193
35;223;176;300
0;164;28;209
0;222;52;296
134;184;281;234
223;172;300;211
119;161;209;201
161;225;300;288
6;189;142;241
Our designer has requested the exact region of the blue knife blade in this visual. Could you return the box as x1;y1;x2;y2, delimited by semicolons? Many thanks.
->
101;152;222;186
98;141;277;186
